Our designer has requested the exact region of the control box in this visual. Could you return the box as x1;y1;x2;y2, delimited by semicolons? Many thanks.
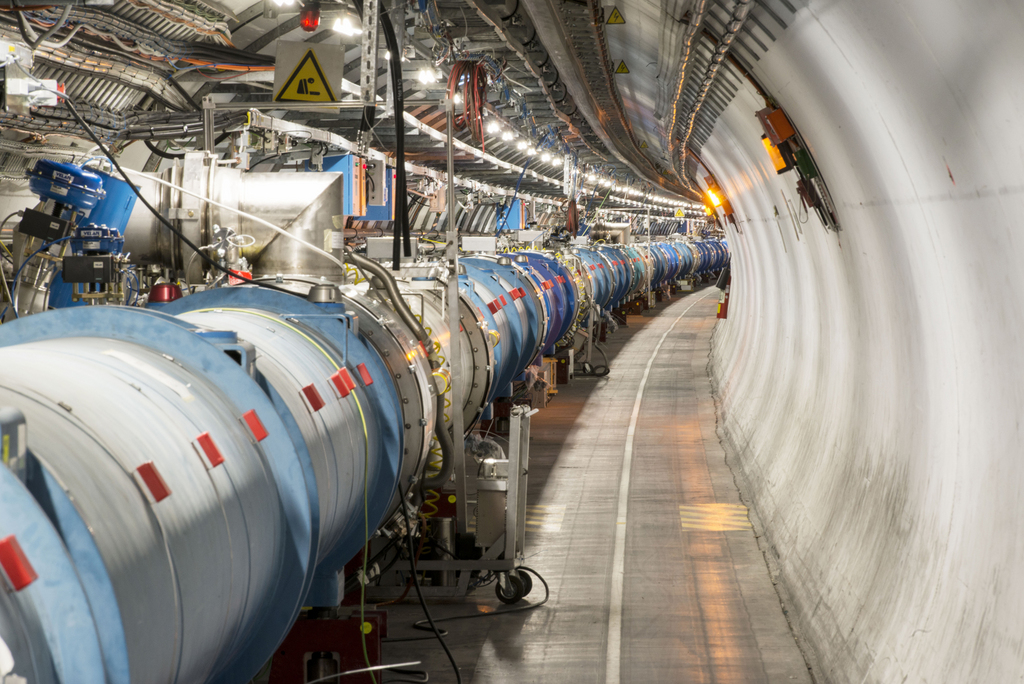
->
63;255;115;284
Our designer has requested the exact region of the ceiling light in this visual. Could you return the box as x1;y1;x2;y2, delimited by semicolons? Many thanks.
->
332;15;361;35
527;147;536;155
487;120;501;134
517;141;527;150
417;68;437;84
453;93;462;104
501;131;513;141
541;152;551;162
384;50;391;60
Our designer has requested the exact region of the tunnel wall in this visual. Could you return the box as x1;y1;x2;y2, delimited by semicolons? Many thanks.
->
707;1;1024;682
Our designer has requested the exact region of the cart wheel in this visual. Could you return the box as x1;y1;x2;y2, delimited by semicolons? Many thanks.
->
518;570;533;598
496;574;526;604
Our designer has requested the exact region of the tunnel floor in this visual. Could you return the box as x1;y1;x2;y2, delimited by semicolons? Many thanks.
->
383;287;812;684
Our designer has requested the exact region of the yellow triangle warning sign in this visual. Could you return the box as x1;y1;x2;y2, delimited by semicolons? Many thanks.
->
615;60;630;74
675;208;685;217
639;140;648;149
606;7;625;24
275;49;337;102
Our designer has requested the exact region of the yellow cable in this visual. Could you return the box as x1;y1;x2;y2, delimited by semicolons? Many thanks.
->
193;306;376;683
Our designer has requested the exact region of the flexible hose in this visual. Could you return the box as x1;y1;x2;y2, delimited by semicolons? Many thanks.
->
345;249;432;350
421;391;455;492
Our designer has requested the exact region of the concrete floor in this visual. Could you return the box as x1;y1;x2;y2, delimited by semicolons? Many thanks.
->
384;287;812;684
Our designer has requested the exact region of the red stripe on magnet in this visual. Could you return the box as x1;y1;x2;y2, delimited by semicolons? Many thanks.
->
196;432;225;468
135;461;171;503
302;384;326;411
356;362;374;386
0;535;37;591
242;410;269;442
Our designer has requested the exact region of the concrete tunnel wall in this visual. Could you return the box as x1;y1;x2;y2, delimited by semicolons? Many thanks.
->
705;1;1024;682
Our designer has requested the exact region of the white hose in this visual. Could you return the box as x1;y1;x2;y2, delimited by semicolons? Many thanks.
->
120;168;346;272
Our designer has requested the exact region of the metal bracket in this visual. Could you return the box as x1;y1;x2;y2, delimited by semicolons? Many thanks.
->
358;0;381;155
0;407;28;480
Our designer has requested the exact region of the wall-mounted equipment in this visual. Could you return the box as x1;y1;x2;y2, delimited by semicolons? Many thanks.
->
307;154;367;216
761;136;792;174
497;199;526;232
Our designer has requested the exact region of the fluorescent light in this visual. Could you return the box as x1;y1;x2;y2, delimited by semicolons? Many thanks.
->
417;68;436;84
501;131;513;141
517;141;527;150
541;152;551;162
487;120;501;134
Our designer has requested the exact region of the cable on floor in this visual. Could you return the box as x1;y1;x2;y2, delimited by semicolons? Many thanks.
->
396;482;463;684
383;566;550;642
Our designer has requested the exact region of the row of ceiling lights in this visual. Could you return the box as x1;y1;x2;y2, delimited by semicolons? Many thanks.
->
262;4;702;214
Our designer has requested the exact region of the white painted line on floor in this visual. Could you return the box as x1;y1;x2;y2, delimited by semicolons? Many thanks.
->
605;289;715;684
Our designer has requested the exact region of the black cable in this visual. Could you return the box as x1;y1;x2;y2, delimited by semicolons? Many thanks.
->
58;95;297;296
144;139;184;159
383;566;550;644
396;482;462;684
377;4;410;266
410;567;549;631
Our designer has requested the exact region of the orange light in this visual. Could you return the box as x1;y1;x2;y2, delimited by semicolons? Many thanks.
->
761;136;788;173
703;205;712;215
706;189;722;207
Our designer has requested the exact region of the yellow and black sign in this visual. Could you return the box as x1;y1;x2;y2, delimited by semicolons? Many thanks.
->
639;140;648;149
615;60;630;74
606;7;625;24
675;208;685;217
275;49;337;102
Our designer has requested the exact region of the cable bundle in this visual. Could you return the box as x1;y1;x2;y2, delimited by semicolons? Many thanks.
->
446;60;489;152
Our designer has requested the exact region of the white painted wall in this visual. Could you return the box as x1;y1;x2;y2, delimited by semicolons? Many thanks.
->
707;1;1024;682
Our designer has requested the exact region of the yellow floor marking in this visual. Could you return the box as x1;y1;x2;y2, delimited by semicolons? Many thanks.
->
679;503;752;531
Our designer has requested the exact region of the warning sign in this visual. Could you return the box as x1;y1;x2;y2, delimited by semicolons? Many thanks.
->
606;7;625;24
276;49;337;102
639;140;648;149
615;60;630;74
675;208;685;217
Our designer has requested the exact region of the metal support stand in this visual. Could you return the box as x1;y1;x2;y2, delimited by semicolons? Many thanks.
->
201;96;216;154
444;98;469;535
365;406;534;600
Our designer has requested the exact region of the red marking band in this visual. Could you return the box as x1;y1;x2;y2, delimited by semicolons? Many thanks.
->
331;368;356;397
500;295;507;306
0;535;37;591
196;432;225;468
242;410;269;442
356;362;374;386
135;462;171;503
302;384;326;411
487;301;499;314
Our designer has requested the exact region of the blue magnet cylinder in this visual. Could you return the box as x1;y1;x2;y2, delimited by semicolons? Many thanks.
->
0;285;408;684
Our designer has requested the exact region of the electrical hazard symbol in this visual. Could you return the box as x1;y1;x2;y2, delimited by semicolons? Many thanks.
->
639;140;648;148
615;60;630;74
606;7;625;24
275;49;337;102
675;208;685;217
